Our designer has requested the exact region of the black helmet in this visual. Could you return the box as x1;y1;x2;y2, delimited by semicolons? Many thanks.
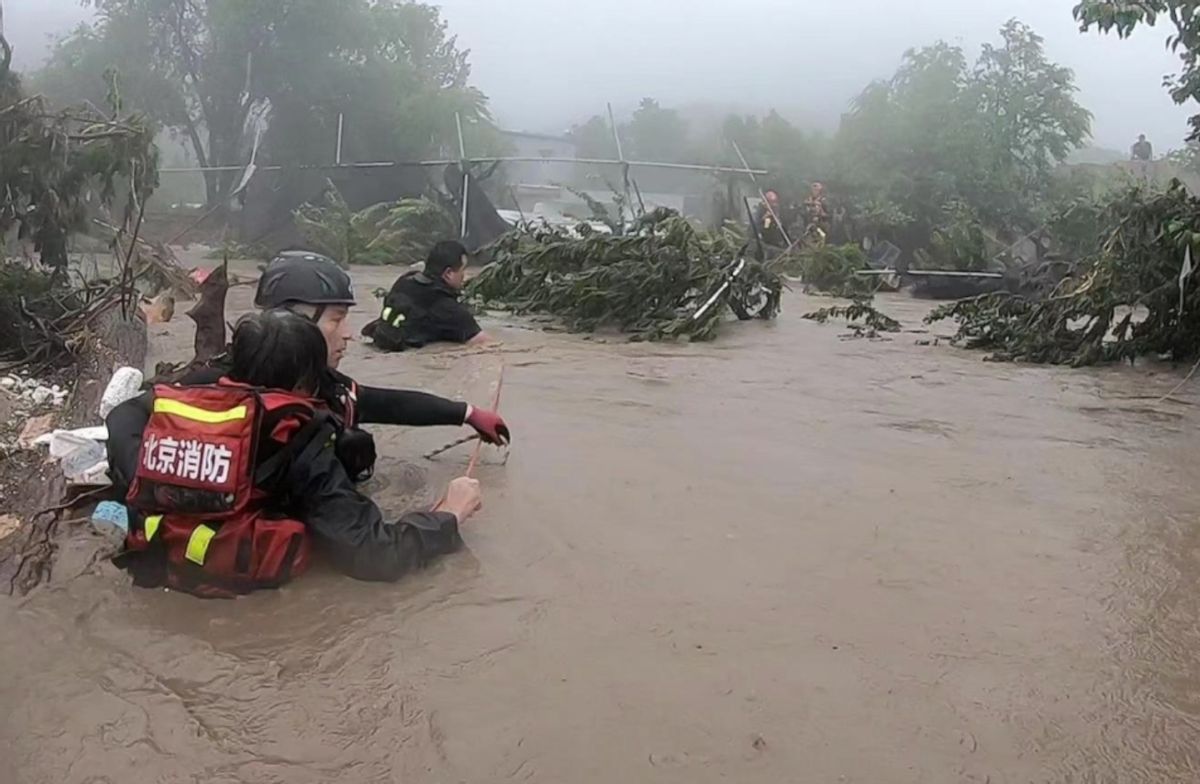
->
255;251;356;309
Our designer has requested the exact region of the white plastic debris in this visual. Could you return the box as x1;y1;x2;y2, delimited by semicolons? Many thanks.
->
71;458;111;488
52;432;107;482
100;367;144;419
34;426;108;449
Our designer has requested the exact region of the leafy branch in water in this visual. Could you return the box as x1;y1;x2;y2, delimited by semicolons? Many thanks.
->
782;244;879;298
294;183;457;266
468;209;783;342
804;301;901;337
927;180;1200;365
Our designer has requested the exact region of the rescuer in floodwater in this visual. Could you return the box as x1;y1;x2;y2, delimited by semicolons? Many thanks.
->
116;311;483;597
754;190;787;247
364;240;496;352
106;250;510;495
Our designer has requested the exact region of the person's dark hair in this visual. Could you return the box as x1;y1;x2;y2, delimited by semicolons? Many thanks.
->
229;311;328;393
425;240;468;279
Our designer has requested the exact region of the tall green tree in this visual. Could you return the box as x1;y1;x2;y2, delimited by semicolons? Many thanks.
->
832;20;1090;264
970;20;1092;221
38;0;494;208
1074;1;1200;138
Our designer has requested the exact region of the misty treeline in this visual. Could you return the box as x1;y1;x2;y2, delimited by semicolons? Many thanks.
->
573;20;1095;271
34;0;506;209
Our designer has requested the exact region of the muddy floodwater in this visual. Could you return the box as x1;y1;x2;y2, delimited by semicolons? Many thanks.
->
3;264;1200;783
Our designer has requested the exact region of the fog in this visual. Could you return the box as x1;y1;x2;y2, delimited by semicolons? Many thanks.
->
6;0;1195;151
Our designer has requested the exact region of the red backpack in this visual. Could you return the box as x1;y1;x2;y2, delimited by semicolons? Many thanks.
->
125;382;330;599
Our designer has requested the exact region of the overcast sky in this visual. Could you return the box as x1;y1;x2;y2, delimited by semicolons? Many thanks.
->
7;0;1195;151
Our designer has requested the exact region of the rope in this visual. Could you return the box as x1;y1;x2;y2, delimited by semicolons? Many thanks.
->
466;361;505;478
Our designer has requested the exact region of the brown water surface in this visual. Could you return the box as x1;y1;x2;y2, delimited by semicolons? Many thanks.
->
2;266;1199;783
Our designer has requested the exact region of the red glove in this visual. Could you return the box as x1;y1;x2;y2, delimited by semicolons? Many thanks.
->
466;407;511;446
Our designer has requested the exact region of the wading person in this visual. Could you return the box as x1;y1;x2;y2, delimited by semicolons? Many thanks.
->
107;250;508;493
118;311;483;597
1131;133;1153;162
753;191;787;248
1132;134;1154;181
364;240;496;352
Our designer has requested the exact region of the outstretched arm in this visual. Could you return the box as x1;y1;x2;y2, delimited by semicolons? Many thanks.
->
356;386;468;427
357;385;510;444
288;444;466;583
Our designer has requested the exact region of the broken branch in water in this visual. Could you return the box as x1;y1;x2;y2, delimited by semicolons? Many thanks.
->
804;301;902;337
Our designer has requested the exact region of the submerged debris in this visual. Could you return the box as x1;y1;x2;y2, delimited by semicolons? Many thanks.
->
804;301;902;338
468;209;784;342
782;244;880;298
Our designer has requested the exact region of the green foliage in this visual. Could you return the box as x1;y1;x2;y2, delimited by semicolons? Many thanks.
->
1074;1;1200;140
784;244;878;298
803;302;902;336
833;20;1091;261
43;1;496;207
468;210;783;342
928;180;1200;365
294;183;456;266
912;201;991;271
3;46;158;269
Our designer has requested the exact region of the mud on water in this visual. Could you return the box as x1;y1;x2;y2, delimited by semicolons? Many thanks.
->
2;263;1200;783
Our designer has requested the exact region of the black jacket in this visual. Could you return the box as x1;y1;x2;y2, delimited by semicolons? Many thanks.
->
281;433;461;582
105;364;469;583
369;272;482;351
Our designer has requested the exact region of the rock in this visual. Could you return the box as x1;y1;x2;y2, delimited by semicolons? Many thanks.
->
0;376;16;390
0;515;20;542
140;292;176;325
30;386;54;406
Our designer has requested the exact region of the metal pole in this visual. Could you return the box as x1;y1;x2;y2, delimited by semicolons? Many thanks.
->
606;103;625;162
731;140;791;247
608;103;633;225
157;157;769;176
509;186;527;223
455;112;470;241
335;113;344;165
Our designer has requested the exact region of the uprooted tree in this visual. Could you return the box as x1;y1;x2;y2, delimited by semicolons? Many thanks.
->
929;181;1200;366
468;210;783;342
1;21;161;372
